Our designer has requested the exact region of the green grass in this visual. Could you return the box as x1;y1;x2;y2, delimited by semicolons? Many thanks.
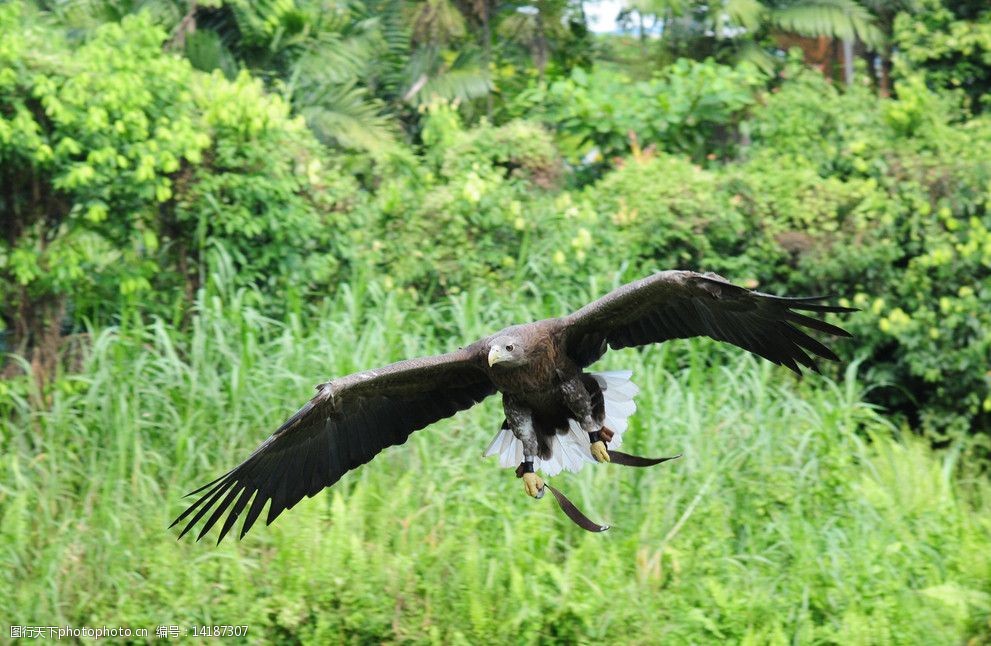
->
2;286;990;644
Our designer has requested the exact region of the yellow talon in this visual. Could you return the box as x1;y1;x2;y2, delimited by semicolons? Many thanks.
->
591;441;610;463
522;472;545;498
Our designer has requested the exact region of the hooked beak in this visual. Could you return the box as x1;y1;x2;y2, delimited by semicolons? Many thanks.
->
488;346;510;367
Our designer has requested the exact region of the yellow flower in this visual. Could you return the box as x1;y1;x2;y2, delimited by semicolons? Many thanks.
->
462;172;485;203
306;159;322;185
571;228;593;250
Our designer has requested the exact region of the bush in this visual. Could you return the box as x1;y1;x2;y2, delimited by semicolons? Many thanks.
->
736;66;991;437
893;0;991;114
437;116;562;188
0;6;358;380
362;104;605;300
514;59;764;176
568;73;991;437
747;66;888;177
585;154;774;280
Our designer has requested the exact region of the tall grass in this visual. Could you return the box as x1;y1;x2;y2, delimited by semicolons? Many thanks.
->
2;285;990;643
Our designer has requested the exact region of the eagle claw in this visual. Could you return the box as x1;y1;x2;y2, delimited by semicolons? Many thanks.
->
591;441;610;463
523;472;545;498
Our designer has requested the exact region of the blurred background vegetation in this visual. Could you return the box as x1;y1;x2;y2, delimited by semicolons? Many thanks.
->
1;0;990;642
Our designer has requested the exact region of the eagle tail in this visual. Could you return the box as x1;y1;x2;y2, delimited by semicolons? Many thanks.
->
482;370;639;477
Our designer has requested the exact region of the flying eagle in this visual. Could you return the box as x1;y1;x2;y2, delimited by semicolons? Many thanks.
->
173;270;854;541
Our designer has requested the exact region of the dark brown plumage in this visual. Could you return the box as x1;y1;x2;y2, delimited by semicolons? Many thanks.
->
172;270;855;542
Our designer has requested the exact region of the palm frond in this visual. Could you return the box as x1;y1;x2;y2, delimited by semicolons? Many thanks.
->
412;67;492;105
293;29;382;88
411;0;466;46
184;28;239;78
771;0;883;47
734;39;778;72
397;46;490;106
298;81;398;152
722;0;767;33
227;0;305;48
365;0;415;101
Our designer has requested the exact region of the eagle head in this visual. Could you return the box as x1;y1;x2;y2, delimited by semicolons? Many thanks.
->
487;335;525;367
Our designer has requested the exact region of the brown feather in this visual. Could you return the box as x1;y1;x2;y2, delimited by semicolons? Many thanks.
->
559;270;855;375
172;344;496;542
173;270;855;542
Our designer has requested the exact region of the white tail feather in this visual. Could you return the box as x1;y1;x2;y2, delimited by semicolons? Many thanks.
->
482;370;639;476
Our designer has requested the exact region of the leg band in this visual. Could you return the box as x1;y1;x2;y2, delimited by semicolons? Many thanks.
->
521;460;535;474
588;431;602;444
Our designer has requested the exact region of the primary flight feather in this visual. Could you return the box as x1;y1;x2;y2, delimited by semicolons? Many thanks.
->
172;270;855;541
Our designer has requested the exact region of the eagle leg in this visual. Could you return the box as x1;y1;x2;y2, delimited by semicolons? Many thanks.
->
521;462;545;498
504;399;544;498
590;427;614;463
590;439;610;463
561;376;611;463
588;431;609;462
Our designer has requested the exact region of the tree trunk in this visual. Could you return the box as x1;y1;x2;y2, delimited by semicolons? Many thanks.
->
879;45;892;97
482;0;493;118
639;12;647;56
535;11;548;81
2;288;67;406
842;39;854;86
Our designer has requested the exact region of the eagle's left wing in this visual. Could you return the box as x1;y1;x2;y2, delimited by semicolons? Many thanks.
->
172;343;495;542
559;270;856;372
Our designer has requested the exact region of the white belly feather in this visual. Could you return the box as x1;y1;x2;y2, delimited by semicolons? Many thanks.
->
482;370;639;477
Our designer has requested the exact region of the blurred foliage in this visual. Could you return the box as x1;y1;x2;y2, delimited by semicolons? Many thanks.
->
362;104;575;297
586;155;774;278
2;284;990;643
0;6;358;366
744;64;991;436
34;0;596;151
4;0;991;439
3;0;991;640
894;0;991;114
617;0;884;73
513;59;764;170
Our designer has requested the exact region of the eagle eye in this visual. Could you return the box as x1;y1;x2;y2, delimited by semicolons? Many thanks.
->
506;344;514;352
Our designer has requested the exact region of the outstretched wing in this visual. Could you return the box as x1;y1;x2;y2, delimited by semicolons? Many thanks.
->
172;343;495;542
560;270;856;371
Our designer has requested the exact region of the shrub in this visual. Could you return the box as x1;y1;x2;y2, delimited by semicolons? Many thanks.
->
514;59;764;175
578;77;991;437
747;65;888;178
360;103;626;301
439;119;562;188
585;154;774;280
893;0;991;115
0;6;358;381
